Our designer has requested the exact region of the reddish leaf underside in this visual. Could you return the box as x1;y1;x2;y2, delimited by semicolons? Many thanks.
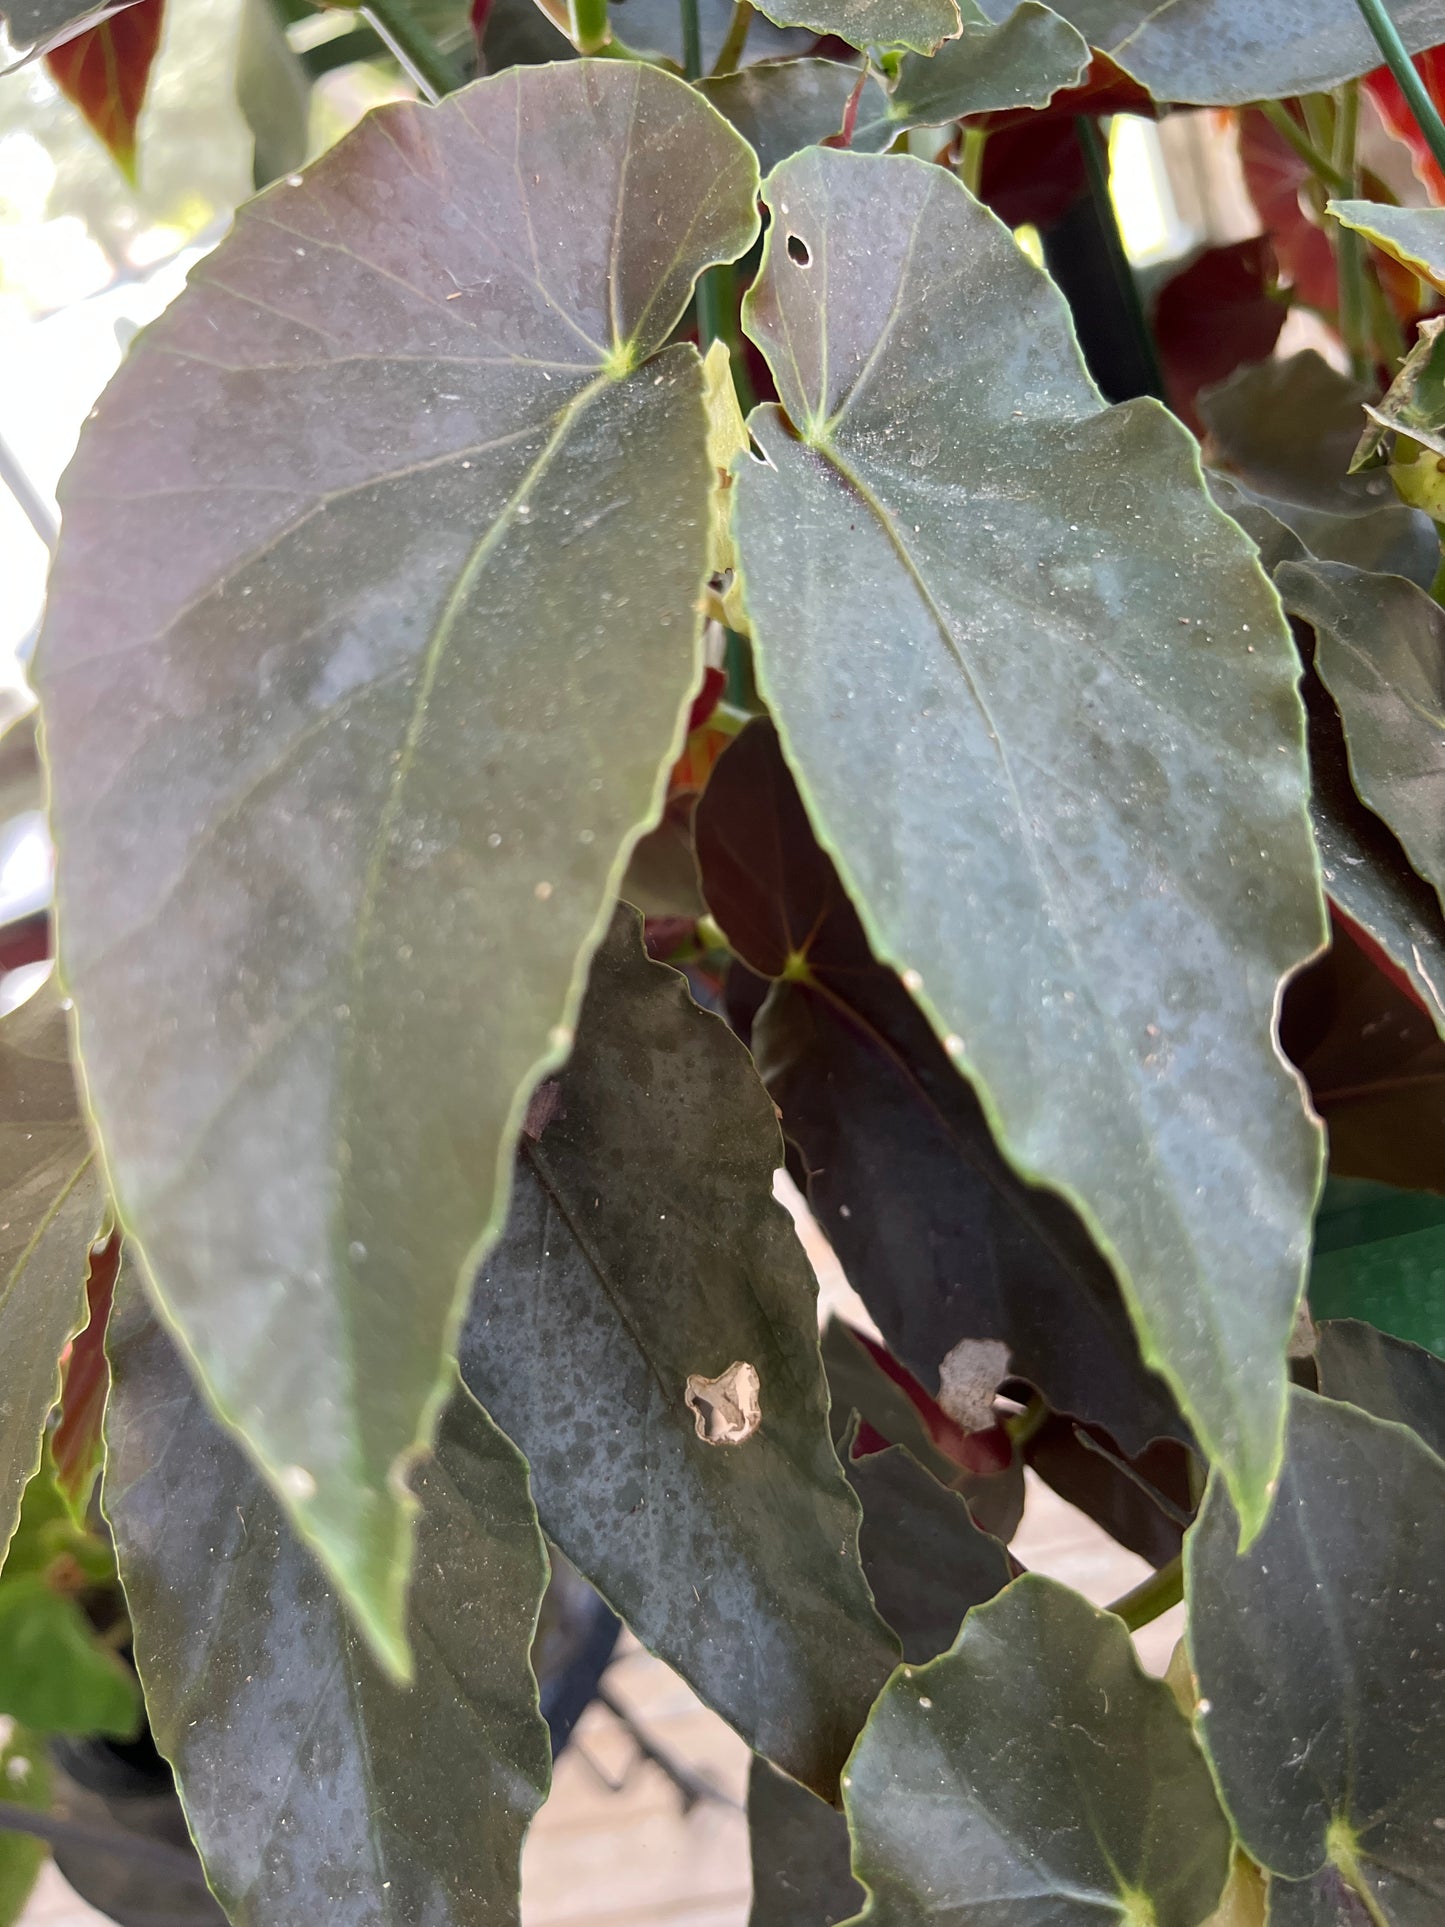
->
50;1230;119;1520
44;0;164;178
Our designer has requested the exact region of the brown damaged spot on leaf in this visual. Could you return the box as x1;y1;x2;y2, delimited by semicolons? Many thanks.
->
686;1361;762;1445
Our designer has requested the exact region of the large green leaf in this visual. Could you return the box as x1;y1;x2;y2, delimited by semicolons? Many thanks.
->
103;1284;551;1927
458;910;897;1798
842;1573;1232;1925
1209;470;1437;589
701;8;1087;172
1186;1388;1445;1921
696;720;1185;1455
975;0;1445;106
749;1757;863;1927
1309;1178;1445;1356
0;983;103;1571
734;148;1324;1532
36;60;760;1671
1314;1317;1444;1456
1279;562;1445;922
1331;200;1445;296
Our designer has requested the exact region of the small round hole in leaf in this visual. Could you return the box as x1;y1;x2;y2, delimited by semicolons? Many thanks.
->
786;233;810;267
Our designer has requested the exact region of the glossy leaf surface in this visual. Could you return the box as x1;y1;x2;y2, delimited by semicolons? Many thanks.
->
1331;200;1445;295
974;0;1445;106
844;1429;1010;1664
735;149;1324;1529
1280;561;1445;921
843;1574;1232;1925
1187;1389;1445;1917
459;911;897;1798
697;720;1184;1455
1309;1179;1445;1357
37;60;760;1669
104;1287;551;1927
0;983;103;1570
1315;1318;1444;1456
748;1758;862;1927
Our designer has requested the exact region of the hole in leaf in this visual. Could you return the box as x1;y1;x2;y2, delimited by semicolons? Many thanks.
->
685;1360;762;1445
786;233;810;267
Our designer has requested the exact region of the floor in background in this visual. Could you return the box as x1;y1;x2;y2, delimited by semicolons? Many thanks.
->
21;1469;1182;1927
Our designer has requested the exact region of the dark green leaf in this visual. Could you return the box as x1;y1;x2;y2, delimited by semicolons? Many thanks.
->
0;0;141;62
735;148;1324;1531
1330;200;1445;295
1187;1388;1445;1919
844;1424;1010;1664
1201;353;1399;515
608;0;812;65
702;9;1087;173
103;1285;550;1927
0;1578;139;1738
1023;1415;1193;1568
1267;1866;1378;1925
843;1574;1232;1925
697;720;1184;1455
459;910;897;1798
0;983;103;1571
975;0;1445;106
1309;1178;1445;1357
1279;562;1445;922
0;1724;49;1927
750;0;959;56
748;1756;862;1927
1209;471;1438;589
1314;1318;1444;1456
37;60;761;1670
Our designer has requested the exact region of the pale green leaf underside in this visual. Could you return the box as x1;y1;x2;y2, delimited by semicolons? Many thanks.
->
460;910;898;1798
104;1284;551;1927
751;0;959;55
975;0;1445;106
842;1574;1232;1925
36;60;760;1671
0;982;102;1572
1331;200;1445;296
734;149;1325;1533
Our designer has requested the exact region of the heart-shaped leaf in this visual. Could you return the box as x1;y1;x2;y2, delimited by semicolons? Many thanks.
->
842;1573;1233;1924
0;983;103;1571
1187;1388;1445;1920
1279;561;1445;922
459;910;897;1798
974;0;1445;106
36;59;760;1670
696;719;1185;1455
1315;1317;1444;1456
733;148;1324;1533
1331;200;1445;296
1309;1179;1445;1358
103;1284;551;1927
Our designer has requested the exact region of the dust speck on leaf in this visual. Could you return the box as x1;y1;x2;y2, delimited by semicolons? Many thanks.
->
685;1360;761;1445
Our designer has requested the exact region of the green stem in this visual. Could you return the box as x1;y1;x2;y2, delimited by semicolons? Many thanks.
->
959;124;988;197
360;0;467;100
569;0;611;54
679;0;704;79
1074;116;1166;404
1107;1555;1184;1632
1256;97;1352;195
1332;83;1371;380
711;0;752;75
1353;0;1445;180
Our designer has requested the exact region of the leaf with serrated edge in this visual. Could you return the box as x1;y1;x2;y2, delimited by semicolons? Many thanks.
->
1331;200;1445;295
973;0;1445;106
1279;561;1445;923
0;982;103;1571
459;909;897;1797
36;61;761;1671
1314;1318;1444;1458
103;1281;550;1927
734;147;1324;1535
841;1573;1232;1925
1187;1388;1445;1921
